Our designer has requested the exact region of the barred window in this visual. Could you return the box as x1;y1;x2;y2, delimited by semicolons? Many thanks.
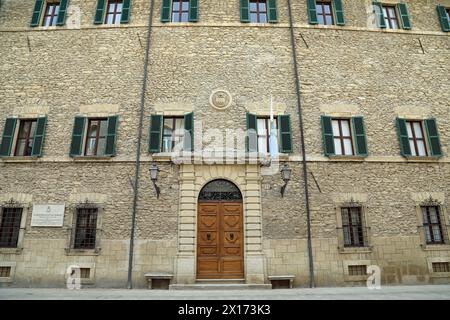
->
0;266;11;277
80;268;91;279
432;262;450;273
422;206;445;245
0;208;23;248
348;265;367;276
342;207;365;247
73;208;98;250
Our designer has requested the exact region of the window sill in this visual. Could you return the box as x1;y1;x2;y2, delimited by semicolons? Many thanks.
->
71;156;114;161
405;156;442;162
328;155;366;161
0;156;39;162
0;277;13;283
430;273;450;278
420;244;450;251
64;248;101;256
343;275;367;282
338;246;372;254
0;248;23;255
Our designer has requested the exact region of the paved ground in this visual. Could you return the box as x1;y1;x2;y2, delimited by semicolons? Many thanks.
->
0;285;449;300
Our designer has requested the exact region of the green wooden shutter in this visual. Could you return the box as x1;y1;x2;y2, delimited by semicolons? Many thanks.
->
268;0;278;23
149;115;163;153
424;119;442;157
240;0;250;23
121;0;132;24
321;116;335;156
437;5;450;32
30;0;44;27
246;113;258;152
70;117;86;157
105;116;119;156
395;118;411;157
189;0;199;22
352;117;368;157
56;0;69;26
31;116;47;157
279;115;293;153
94;0;107;24
372;1;386;28
161;0;172;22
307;0;318;25
333;0;345;26
0;118;17;157
397;3;411;30
184;112;194;152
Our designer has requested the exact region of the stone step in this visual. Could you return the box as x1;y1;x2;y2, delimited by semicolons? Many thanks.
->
169;284;272;290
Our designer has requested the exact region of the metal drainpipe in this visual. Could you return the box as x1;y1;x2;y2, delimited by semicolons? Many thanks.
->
127;0;155;289
286;0;315;288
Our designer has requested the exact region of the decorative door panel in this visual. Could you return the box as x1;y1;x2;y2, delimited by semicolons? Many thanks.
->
197;202;244;279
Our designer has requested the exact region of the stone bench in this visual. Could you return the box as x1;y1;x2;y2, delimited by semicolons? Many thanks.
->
268;275;295;289
144;273;173;290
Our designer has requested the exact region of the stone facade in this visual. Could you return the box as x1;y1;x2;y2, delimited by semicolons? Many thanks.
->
0;0;449;288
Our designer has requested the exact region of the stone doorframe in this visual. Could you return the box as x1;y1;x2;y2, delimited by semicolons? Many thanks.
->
174;164;266;284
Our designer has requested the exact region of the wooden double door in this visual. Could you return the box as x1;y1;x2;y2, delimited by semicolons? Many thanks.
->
197;201;244;279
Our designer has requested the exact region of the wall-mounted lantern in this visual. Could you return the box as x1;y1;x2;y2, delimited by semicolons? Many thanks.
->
150;163;160;199
280;164;292;198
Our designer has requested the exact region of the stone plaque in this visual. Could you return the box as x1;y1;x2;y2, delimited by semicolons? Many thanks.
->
31;204;65;227
210;89;232;110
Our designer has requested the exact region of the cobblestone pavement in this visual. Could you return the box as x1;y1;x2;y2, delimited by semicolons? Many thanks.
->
0;285;450;300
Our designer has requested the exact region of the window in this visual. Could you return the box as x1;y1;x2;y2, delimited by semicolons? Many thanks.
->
257;117;278;154
382;5;399;29
0;267;11;278
422;206;445;245
172;0;190;22
73;208;98;250
162;117;185;152
406;121;427;157
250;0;268;23
14;120;37;157
42;2;60;27
316;1;334;25
80;268;91;279
105;0;123;25
432;262;450;273
447;8;450;20
332;119;354;156
348;265;367;276
85;119;108;156
341;207;365;247
0;208;23;248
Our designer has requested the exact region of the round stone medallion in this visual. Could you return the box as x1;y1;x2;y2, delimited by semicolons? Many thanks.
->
210;89;232;111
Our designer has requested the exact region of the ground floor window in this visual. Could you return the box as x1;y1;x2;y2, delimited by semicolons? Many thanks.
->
422;206;445;245
0;207;23;248
73;208;98;250
341;207;365;247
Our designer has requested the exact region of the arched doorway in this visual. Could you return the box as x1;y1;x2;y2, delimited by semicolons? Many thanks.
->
197;179;244;279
